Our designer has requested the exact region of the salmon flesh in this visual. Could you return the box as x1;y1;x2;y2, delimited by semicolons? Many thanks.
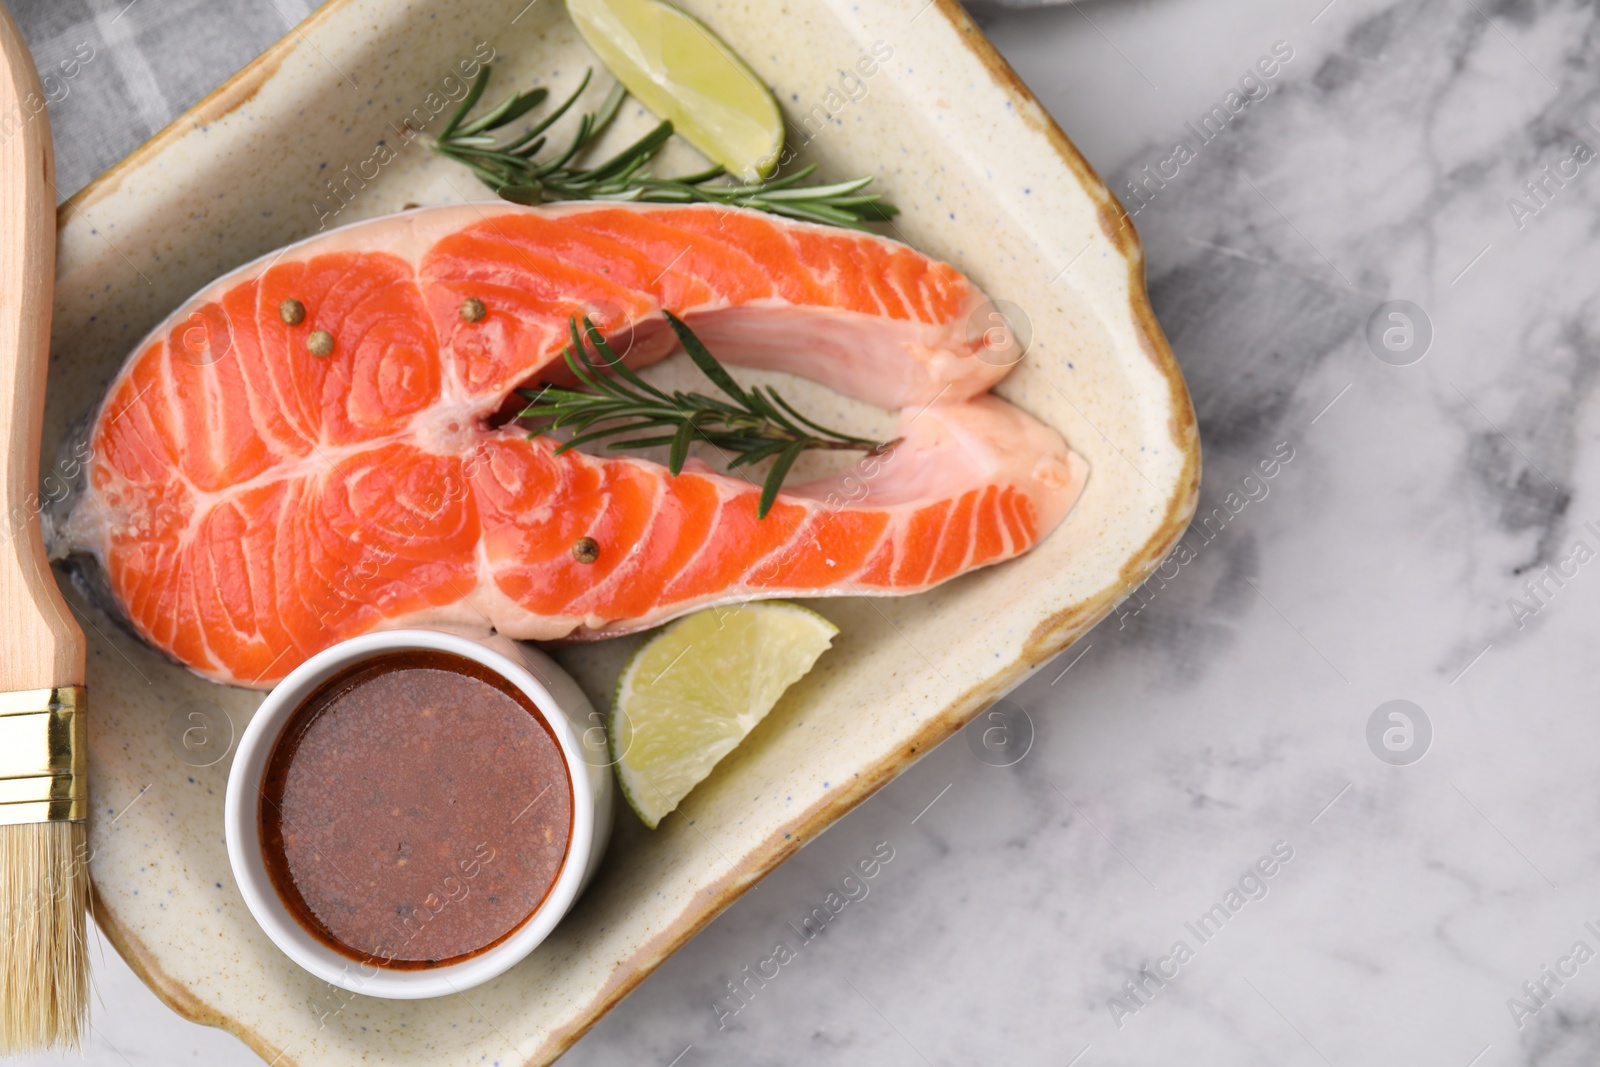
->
61;204;1087;687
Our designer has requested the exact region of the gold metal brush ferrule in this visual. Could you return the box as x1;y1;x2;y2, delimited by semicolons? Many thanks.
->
0;688;85;825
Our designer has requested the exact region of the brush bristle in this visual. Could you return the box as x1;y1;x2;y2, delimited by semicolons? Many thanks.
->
0;821;88;1053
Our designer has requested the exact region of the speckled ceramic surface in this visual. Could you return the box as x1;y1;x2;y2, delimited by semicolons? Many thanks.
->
42;0;1197;1062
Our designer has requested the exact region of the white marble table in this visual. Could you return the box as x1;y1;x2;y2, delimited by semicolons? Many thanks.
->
10;0;1591;1063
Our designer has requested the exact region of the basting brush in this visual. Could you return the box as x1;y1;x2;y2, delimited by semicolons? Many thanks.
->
0;0;91;1052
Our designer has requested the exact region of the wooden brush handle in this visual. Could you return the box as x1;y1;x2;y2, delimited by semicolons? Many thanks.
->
0;3;85;692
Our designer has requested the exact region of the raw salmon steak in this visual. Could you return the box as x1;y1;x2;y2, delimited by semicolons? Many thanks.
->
60;203;1087;687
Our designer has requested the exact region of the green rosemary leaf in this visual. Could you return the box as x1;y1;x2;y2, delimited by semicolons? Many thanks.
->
555;424;662;453
500;118;549;154
664;312;751;407
508;134;549;158
585;81;628;143
586;187;652;203
668;164;727;185
581;318;673;402
457;86;551;137
579;122;675;183
525;69;593;141
516;386;586;417
738;388;799;439
447;145;546;169
603;434;682;450
726;439;790;468
445;133;503;149
764;388;864;445
714;165;816;195
440;66;493;139
746;176;877;202
569;322;661;406
461;160;513;188
498;184;545;205
563;337;616;396
752;201;870;228
623;184;694;202
675;390;746;419
845;200;901;221
759;439;808;518
568;319;636;399
668;417;697;474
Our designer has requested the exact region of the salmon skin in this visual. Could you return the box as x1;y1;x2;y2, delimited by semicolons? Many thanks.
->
59;203;1087;688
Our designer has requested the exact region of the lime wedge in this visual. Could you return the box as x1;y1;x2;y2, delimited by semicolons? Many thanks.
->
610;602;837;828
567;0;784;181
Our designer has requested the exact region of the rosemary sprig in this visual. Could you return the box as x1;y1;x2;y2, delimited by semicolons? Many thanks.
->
433;66;898;230
519;315;888;518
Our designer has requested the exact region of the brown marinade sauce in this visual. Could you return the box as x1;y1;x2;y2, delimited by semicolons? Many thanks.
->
259;650;573;969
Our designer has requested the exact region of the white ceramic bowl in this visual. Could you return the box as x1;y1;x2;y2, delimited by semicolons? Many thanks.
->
224;629;615;999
